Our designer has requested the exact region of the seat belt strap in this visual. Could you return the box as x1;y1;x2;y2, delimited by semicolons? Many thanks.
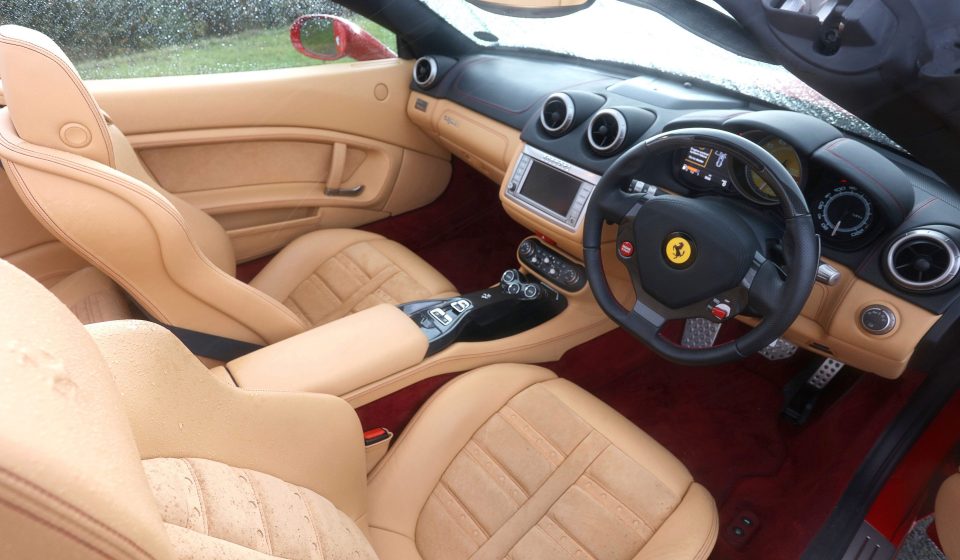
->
161;324;263;362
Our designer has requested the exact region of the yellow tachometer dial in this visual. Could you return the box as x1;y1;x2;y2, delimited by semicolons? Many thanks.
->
748;136;803;202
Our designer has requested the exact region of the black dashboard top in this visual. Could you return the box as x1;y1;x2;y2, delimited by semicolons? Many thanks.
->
413;53;960;316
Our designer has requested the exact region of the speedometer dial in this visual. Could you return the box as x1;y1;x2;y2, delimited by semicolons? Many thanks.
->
815;183;875;244
745;136;803;203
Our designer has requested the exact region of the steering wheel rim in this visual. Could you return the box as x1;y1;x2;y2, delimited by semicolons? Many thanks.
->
583;128;819;365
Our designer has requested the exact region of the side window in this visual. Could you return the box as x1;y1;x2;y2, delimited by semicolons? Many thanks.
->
0;1;396;79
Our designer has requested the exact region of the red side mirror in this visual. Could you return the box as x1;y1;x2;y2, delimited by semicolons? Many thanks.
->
290;15;395;62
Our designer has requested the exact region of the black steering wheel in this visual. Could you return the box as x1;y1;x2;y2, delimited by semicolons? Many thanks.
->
583;128;819;365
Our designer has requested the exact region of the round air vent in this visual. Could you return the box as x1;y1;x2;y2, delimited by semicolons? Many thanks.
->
587;108;627;155
540;93;575;136
413;56;438;89
884;229;960;292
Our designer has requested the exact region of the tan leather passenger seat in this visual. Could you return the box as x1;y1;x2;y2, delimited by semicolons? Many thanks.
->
937;472;960;559
0;25;455;345
48;265;134;323
0;257;718;559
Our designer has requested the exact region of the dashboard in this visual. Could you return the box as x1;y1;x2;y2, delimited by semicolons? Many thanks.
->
405;53;960;378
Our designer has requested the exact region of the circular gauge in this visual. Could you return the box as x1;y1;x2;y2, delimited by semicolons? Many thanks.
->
815;183;875;243
744;136;803;204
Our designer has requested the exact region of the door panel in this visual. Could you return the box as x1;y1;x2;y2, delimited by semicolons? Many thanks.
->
90;59;451;261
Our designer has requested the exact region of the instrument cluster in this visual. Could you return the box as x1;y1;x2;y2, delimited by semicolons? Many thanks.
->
676;132;882;250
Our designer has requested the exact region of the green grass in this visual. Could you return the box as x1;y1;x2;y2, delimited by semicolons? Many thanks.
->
77;17;395;80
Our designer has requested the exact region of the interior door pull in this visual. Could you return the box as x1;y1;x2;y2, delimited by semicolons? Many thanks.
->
326;184;365;196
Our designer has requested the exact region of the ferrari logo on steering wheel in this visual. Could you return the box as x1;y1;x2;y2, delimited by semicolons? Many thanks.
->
664;234;695;268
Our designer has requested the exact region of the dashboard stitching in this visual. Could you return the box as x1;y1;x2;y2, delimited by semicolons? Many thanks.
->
911;183;960;212
451;58;615;114
823;139;907;216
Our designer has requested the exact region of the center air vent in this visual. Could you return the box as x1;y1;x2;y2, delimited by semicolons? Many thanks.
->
587;108;627;155
540;93;575;136
884;229;960;292
413;56;438;89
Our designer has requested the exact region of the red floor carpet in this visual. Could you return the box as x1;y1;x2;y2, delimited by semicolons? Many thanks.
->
341;159;921;559
545;327;922;559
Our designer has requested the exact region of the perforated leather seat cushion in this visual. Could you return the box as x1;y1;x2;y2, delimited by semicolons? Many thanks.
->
251;229;458;328
367;365;719;560
143;457;377;560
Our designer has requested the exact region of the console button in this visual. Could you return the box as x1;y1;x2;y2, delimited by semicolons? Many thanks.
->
521;283;541;300
429;308;452;326
519;240;536;258
561;268;581;287
861;305;896;335
450;299;472;313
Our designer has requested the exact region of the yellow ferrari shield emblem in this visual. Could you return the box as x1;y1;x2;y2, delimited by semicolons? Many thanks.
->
665;235;693;266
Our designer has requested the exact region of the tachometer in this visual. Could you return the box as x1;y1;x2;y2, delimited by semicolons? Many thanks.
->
744;136;803;204
815;183;875;243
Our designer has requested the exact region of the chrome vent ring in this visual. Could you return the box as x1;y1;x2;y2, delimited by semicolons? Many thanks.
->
884;229;960;292
413;56;438;88
540;93;575;136
587;108;627;155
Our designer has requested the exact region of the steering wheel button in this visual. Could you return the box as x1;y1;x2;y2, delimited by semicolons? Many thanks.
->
710;303;731;321
618;241;635;258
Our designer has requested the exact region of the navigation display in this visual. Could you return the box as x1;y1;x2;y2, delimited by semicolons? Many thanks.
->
680;146;734;191
519;160;583;216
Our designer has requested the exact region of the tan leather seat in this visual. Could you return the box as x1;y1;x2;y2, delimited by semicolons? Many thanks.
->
0;257;718;560
49;266;135;324
0;25;456;345
937;472;960;559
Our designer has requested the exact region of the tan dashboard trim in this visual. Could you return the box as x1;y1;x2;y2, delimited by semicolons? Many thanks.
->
407;93;520;183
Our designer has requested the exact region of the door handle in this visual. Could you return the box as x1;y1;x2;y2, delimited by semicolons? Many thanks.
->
325;184;365;197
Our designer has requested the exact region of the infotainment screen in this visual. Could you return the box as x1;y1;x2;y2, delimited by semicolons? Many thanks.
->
519;160;583;216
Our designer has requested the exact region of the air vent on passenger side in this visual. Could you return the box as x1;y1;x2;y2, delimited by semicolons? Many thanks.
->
413;56;438;88
884;229;960;292
540;93;575;136
587;109;627;155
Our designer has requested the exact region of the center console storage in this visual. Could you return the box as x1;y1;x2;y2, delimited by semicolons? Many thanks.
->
227;304;428;395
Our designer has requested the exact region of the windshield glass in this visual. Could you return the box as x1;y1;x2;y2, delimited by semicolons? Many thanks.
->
418;0;899;150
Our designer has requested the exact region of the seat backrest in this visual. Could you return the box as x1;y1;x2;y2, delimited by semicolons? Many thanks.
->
0;25;306;344
0;258;175;560
937;472;960;559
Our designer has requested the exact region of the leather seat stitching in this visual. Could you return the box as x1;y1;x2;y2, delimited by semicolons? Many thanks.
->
542;512;598;560
241;469;273;555
499;406;566;466
466;441;530;503
579;473;655;536
0;35;116;166
436;479;490;542
0;495;123;560
0;466;155;559
0;141;308;330
295;489;326;560
180;459;209;535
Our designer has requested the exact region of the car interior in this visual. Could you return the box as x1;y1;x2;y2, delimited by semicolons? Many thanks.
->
2;1;960;559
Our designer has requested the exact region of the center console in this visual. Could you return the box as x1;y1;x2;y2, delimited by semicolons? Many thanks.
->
400;267;567;355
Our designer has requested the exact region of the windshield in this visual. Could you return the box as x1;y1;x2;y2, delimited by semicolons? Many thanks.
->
418;0;899;150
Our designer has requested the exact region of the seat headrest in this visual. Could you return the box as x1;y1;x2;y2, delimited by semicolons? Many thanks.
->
0;25;114;166
0;259;171;558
